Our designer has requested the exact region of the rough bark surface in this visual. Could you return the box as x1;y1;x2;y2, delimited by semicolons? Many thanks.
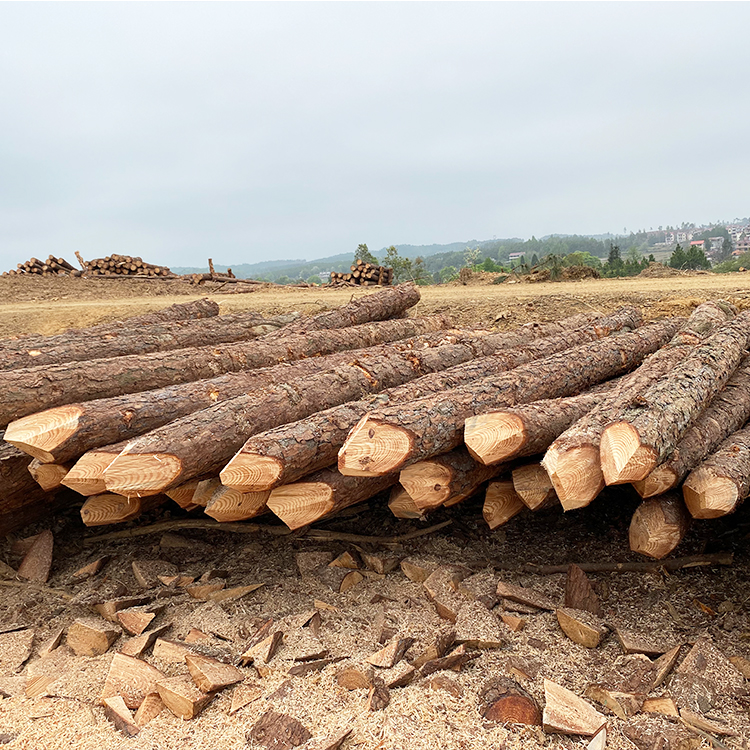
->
221;307;641;491
683;424;750;518
0;311;300;371
338;319;682;477
266;470;398;530
5;326;478;464
0;438;37;503
399;448;505;512
601;309;750;485
0;316;450;426
634;354;750;497
629;493;691;559
544;300;736;506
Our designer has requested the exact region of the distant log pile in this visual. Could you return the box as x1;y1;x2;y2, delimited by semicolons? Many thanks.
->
2;290;749;566
329;259;394;286
78;253;174;278
3;255;83;277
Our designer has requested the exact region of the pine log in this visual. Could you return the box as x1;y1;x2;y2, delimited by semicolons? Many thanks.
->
465;388;615;466
222;308;641;492
80;494;167;526
398;448;504;514
338;319;681;477
682;424;750;518
27;459;70;492
483;479;526;529
633;354;750;498
0;439;40;507
600;309;750;486
98;319;461;497
629;492;691;558
544;300;737;508
266;470;397;530
8;330;464;465
0;311;299;372
165;479;201;509
512;463;558;511
388;485;424;519
204;485;270;522
0;315;451;427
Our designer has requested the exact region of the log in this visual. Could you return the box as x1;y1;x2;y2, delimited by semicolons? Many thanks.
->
600;309;750;485
682;424;750;518
338;319;681;477
0;311;299;372
98;319;452;497
80;494;167;526
27;459;70;492
204;485;270;522
511;463;557;511
388;485;423;519
398;447;504;514
0;314;451;427
633;354;750;498
222;308;641;492
544;300;736;508
266;470;398;530
483;479;525;529
629;492;691;559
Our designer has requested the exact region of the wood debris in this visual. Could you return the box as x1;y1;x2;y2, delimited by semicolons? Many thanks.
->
479;676;541;725
157;675;214;719
66;618;119;657
248;710;311;749
101;653;166;709
542;679;606;736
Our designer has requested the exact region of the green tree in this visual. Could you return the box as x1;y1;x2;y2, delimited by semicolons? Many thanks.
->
463;246;481;268
482;256;499;272
384;246;413;283
355;243;378;265
530;253;539;266
306;275;321;285
439;265;458;283
669;244;688;269
718;237;734;263
684;245;711;270
411;256;431;285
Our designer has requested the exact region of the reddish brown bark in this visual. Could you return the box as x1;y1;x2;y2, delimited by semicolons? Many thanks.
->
0;316;450;426
221;307;642;492
338;319;682;477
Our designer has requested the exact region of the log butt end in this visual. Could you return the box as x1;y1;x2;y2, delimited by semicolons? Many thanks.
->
683;470;738;519
388;485;424;519
464;412;526;465
631;465;678;499
4;405;84;463
267;482;335;530
103;453;183;497
338;416;412;477
220;454;283;492
543;445;603;511
629;495;690;559
63;451;114;496
600;422;656;486
204;486;270;522
399;461;452;512
483;480;524;530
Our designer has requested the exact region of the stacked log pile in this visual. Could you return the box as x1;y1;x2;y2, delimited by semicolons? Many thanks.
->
78;254;174;278
329;259;394;286
3;255;82;277
3;291;750;565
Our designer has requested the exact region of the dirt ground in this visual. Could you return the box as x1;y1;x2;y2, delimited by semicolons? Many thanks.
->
0;275;748;748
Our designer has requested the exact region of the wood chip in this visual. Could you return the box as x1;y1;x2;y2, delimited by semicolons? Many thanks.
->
94;596;150;623
366;637;414;668
0;629;34;672
455;601;504;649
67;618;119;657
17;530;53;583
361;551;402;575
157;675;214;719
307;728;352;750
185;581;226;600
100;653;167;709
584;684;643;719
70;556;109;581
328;551;360;569
366;676;390;711
623;716;700;750
228;681;262;715
400;556;439;583
385;663;416;689
336;667;373;690
152;638;195;664
102;695;139;736
542;679;606;736
24;675;55;699
207;583;264;603
729;654;750;679
428;674;462;698
411;629;455;669
556;608;605;649
186;652;244;692
248;710;311;749
116;608;158;636
500;613;526;632
614;626;675;657
676;637;745;694
132;559;178;589
240;630;283;666
480;677;541;726
496;581;556;611
288;657;343;676
564;564;602;616
317;567;363;593
679;707;738;736
641;695;679;717
420;645;475;676
119;624;172;658
134;692;164;727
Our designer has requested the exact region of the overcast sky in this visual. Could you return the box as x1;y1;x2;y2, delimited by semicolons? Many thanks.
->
1;3;749;269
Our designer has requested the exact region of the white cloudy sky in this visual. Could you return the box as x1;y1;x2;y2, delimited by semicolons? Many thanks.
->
1;2;748;268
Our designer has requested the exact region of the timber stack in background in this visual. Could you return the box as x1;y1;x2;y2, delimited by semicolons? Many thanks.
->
3;255;83;277
1;287;750;569
329;258;394;286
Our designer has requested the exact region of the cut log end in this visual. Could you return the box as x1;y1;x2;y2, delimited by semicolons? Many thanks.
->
512;463;557;511
80;494;140;527
338;416;413;477
464;412;526;465
388;485;424;519
683;470;739;519
28;460;70;492
629;495;690;559
63;451;115;496
219;453;282;492
104;453;183;496
399;462;452;511
204;486;270;522
543;445;603;511
266;482;334;530
483;480;525;530
5;405;84;463
632;464;678;498
600;422;657;485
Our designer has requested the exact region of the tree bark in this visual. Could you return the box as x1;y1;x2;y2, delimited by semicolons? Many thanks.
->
512;463;558;511
682;424;750;518
0;315;450;426
0;311;300;371
266;470;397;530
338;319;682;477
221;307;642;492
633;354;750;498
0;298;219;352
398;448;504;513
628;493;690;559
543;300;737;509
464;387;615;466
600;309;750;486
6;314;596;465
483;480;525;529
0;437;37;503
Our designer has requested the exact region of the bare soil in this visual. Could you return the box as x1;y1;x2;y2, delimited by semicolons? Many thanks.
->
0;275;748;748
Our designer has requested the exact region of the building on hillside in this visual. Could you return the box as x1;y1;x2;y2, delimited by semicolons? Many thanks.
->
736;233;750;255
508;252;525;261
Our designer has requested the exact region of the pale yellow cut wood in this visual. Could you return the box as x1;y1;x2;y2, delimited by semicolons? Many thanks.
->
388;485;423;519
629;494;690;559
204;485;270;521
152;638;195;664
600;422;657;485
240;631;283;666
500;613;526;632
542;443;604;510
542;679;606;736
165;479;200;509
483;480;525;529
641;696;679;716
103;453;183;497
338;415;411;477
80;494;141;526
328;551;360;570
512;463;557;511
632;464;678;498
94;596;149;622
398;461;452;510
186;652;244;693
229;681;262;714
67;618;119;657
103;695;140;736
157;675;213;719
556;608;605;649
100;652;166;709
399;557;438;583
117;609;157;636
220;454;283;493
189;477;222;508
119;624;171;658
4;405;84;463
134;692;165;727
464;411;526;465
62;451;113;496
683;468;739;518
267;481;334;530
207;584;264;603
366;638;414;669
584;685;643;719
28;459;70;492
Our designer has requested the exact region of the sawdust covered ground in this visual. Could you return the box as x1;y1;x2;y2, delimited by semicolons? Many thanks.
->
0;274;748;747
